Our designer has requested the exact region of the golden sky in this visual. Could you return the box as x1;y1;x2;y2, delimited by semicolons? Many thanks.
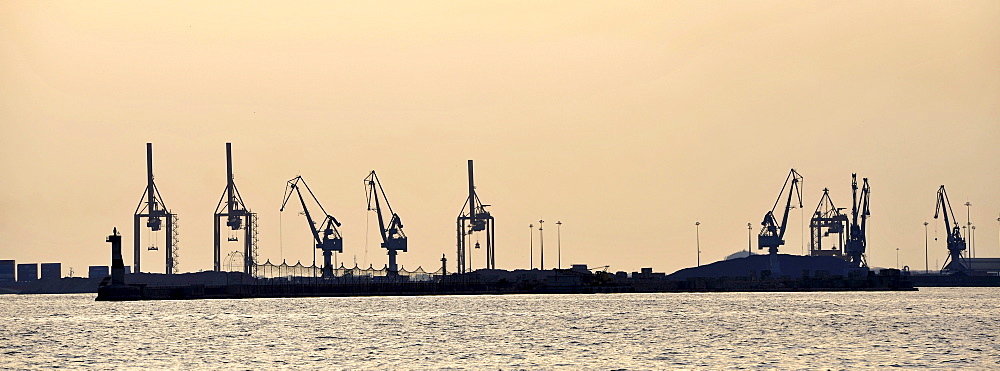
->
1;1;998;275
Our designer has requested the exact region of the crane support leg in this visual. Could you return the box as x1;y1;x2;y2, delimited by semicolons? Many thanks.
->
213;214;221;272
165;213;173;274
133;216;141;273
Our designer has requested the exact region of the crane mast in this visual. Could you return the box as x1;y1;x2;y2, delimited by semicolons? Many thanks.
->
844;174;870;268
934;185;967;274
365;171;407;275
281;176;343;278
758;169;803;274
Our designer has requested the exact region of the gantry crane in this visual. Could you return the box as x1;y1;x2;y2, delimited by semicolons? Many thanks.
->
365;171;407;275
809;188;848;258
213;143;257;274
133;143;178;274
281;176;343;278
456;160;495;273
934;185;968;274
758;169;803;274
845;174;870;268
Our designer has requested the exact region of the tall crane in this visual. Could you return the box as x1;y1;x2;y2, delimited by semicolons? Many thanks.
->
808;188;848;258
758;169;803;274
133;143;178;274
845;174;870;268
456;160;495;273
213;143;257;274
365;171;407;275
934;185;967;274
281;176;343;278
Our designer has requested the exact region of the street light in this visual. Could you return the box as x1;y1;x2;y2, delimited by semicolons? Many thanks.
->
747;223;753;256
695;221;701;267
556;221;563;270
965;201;972;245
896;247;900;269
924;221;929;274
528;223;534;270
538;220;545;270
971;225;976;259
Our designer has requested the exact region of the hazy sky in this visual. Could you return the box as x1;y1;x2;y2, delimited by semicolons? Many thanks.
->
1;1;998;276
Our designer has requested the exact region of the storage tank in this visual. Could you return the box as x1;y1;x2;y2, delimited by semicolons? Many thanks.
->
17;263;38;282
41;263;62;280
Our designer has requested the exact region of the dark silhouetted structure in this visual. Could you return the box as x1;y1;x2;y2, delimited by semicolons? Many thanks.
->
134;143;178;274
365;171;407;275
845;174;870;268
213;143;257;274
757;169;803;275
809;188;848;258
934;185;968;274
280;176;343;278
456;160;494;273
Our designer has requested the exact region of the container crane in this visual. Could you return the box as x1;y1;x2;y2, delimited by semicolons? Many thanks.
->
758;169;803;275
365;171;407;275
456;160;495;273
281;176;343;278
213;143;257;274
844;174;870;268
934;185;967;274
808;188;848;258
133;143;178;274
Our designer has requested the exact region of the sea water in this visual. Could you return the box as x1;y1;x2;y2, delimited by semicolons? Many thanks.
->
1;288;998;369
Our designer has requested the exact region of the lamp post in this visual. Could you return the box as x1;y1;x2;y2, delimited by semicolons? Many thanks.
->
924;221;929;274
529;223;534;270
965;201;972;245
971;225;976;260
695;221;701;267
747;222;752;256
538;220;545;270
556;221;562;270
896;247;900;269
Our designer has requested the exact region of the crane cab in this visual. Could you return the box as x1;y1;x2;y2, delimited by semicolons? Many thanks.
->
226;215;242;230
146;217;162;231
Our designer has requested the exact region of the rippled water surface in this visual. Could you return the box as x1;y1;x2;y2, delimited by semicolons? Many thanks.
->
2;288;999;369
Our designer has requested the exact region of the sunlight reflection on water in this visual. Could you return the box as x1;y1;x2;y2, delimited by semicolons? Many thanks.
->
1;288;998;369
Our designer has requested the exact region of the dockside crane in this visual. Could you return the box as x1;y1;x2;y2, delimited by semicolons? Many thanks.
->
133;143;178;274
365;171;407;275
281;176;343;278
758;169;803;274
456;160;495;273
809;188;848;258
845;174;870;268
934;185;968;274
213;143;257;274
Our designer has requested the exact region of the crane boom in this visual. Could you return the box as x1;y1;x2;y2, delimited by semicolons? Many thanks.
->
365;170;407;274
934;185;967;273
844;174;870;268
280;176;342;277
757;169;803;275
758;169;803;251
